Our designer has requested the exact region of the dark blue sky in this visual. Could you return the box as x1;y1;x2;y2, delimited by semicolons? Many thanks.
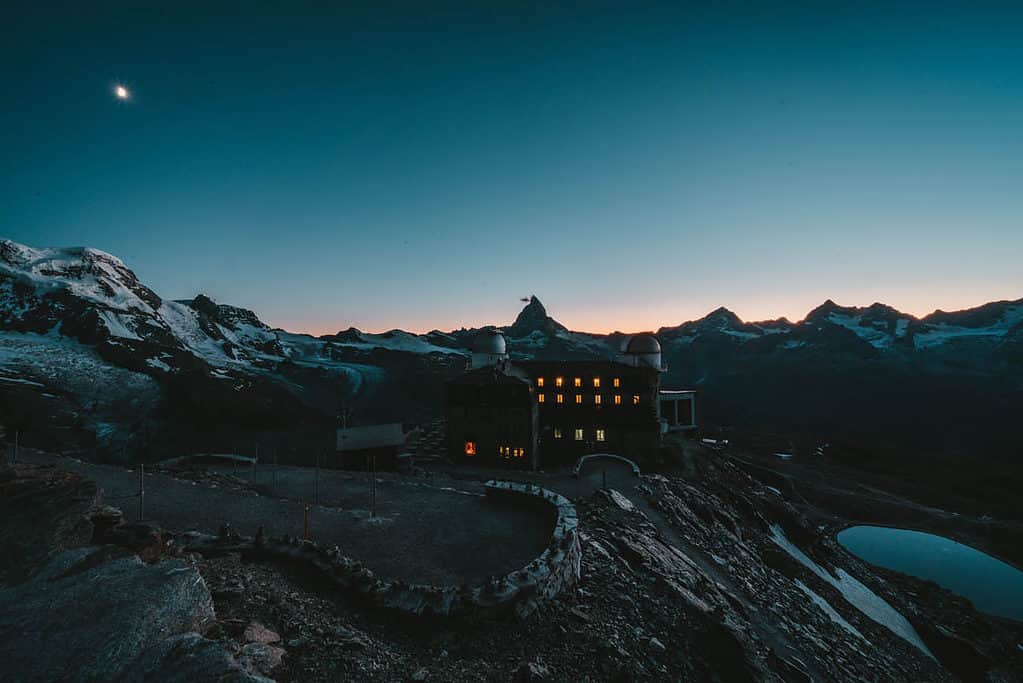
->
3;1;1021;333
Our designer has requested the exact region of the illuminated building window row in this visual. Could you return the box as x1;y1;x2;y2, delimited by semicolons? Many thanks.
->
498;445;526;458
537;393;635;406
553;427;607;442
537;376;621;390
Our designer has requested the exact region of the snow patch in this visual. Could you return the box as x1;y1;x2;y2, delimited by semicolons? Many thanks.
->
770;524;932;657
0;374;44;387
795;579;869;642
825;313;892;349
914;304;1023;349
331;330;465;356
98;309;141;340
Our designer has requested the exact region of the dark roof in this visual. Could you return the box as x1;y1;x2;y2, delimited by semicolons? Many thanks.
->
336;423;405;451
515;359;659;375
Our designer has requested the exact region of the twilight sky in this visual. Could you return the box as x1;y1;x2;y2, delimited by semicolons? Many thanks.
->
2;1;1022;335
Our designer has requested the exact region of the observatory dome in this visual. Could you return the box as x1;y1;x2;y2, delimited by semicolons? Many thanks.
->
625;334;661;354
621;333;662;370
470;330;509;369
472;330;507;355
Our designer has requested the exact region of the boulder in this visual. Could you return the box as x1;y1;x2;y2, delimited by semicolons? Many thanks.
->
118;632;272;682
0;546;217;680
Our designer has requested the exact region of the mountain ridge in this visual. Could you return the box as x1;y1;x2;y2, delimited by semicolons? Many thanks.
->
2;238;1022;460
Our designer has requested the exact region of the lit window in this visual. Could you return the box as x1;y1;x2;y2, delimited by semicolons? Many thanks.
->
556;393;564;404
593;377;601;388
538;393;545;403
575;394;582;404
574;428;584;441
633;394;641;405
537;377;545;388
464;441;477;456
554;427;563;439
513;447;524;458
594;394;602;405
555;376;564;387
573;377;582;387
613;377;620;388
614;394;622;405
596;429;606;442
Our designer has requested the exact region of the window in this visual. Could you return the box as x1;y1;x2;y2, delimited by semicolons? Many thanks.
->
594;394;602;405
596;429;606;442
573;377;582;387
513;447;524;458
614;394;622;405
575;394;582;404
464;441;477;456
538;393;545;403
498;445;508;457
555;376;564;387
556;393;564;404
574;428;584;441
537;377;545;388
593;377;601;388
613;377;620;388
554;427;563;439
633;394;641;405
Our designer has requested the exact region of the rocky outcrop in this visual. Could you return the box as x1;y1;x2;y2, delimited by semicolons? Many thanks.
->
0;545;267;681
0;464;272;682
0;464;99;583
118;632;274;683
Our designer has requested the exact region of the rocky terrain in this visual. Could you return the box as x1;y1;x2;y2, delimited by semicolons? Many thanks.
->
2;441;1020;682
2;237;1022;679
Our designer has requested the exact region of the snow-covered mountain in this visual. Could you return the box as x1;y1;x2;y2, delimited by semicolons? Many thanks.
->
2;237;1021;459
0;239;472;454
656;298;1023;356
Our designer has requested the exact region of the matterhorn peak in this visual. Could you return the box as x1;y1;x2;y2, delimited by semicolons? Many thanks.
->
506;295;567;337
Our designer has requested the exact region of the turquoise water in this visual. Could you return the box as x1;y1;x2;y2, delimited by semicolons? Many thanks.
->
837;525;1023;621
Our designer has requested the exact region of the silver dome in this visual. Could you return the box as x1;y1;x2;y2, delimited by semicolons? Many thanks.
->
624;333;661;354
472;330;507;355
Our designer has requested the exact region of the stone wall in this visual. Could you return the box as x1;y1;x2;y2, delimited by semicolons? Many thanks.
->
183;480;581;620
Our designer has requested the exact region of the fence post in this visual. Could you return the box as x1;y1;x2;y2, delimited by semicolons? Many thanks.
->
304;504;310;540
371;454;377;518
139;463;145;521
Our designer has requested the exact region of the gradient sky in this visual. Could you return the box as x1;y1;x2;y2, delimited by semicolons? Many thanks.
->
3;1;1022;334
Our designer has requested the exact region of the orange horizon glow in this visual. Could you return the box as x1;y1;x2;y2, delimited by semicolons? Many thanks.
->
270;290;1022;339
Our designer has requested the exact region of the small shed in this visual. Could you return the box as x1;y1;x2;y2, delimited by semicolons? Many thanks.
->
336;423;406;470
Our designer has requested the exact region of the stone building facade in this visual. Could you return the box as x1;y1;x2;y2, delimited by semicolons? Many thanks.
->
445;331;695;468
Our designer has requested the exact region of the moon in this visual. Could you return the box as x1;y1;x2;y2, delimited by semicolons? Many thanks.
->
114;84;130;100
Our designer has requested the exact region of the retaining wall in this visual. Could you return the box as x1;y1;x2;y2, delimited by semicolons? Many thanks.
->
182;480;580;620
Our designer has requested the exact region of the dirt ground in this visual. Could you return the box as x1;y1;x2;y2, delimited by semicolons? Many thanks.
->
19;451;557;585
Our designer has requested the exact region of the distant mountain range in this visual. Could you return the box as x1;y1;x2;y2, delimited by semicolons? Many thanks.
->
1;238;1021;461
